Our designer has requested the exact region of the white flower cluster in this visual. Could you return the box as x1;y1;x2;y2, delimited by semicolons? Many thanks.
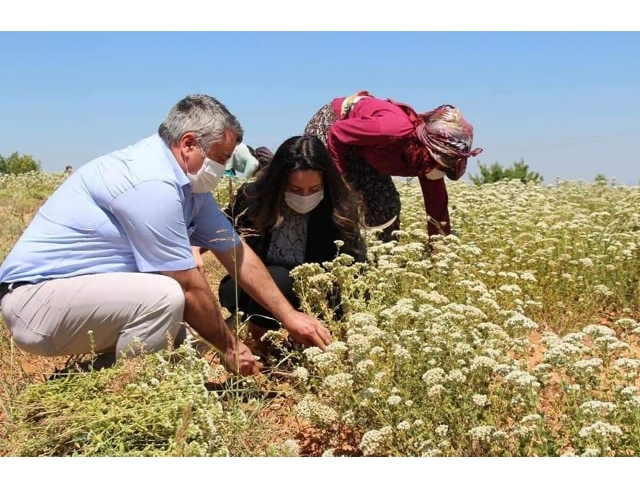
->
422;368;446;386
323;373;354;392
359;426;393;456
504;370;541;390
578;421;623;439
472;394;489;407
580;400;617;414
294;395;339;424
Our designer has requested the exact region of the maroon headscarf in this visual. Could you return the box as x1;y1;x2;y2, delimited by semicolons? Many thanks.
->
390;100;482;180
415;105;482;179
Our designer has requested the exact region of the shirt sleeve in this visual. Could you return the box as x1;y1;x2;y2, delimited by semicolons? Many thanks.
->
418;175;452;238
326;103;414;172
188;193;242;252
109;180;196;272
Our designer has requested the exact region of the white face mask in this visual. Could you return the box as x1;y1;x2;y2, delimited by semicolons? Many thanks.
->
187;143;226;193
425;167;446;180
285;189;324;214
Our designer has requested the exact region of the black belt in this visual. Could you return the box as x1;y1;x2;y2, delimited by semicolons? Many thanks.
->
0;281;34;301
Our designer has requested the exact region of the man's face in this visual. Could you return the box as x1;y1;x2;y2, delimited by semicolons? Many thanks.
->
182;129;237;174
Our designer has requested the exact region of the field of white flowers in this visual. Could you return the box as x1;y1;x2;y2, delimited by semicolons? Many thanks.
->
1;172;639;457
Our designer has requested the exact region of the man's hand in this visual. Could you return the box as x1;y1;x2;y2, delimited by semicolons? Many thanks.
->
281;310;332;351
222;340;263;376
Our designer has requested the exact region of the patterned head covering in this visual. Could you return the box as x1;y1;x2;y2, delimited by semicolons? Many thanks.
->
415;105;482;180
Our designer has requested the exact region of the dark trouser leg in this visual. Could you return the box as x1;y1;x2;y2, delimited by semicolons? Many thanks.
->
218;266;298;330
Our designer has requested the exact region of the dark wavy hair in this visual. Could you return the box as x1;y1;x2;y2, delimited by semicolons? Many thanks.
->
244;135;363;249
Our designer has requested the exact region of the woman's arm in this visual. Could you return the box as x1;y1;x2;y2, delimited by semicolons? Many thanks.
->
418;175;452;238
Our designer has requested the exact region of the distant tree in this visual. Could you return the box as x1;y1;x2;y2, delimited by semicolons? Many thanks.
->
0;152;41;174
470;158;543;185
594;174;608;185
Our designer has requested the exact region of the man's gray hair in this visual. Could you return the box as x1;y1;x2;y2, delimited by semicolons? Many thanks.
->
158;94;244;151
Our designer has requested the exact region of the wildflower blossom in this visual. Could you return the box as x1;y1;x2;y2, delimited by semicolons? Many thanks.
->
469;425;495;442
342;410;355;425
323;373;354;392
578;421;623;440
581;448;601;457
393;344;411;360
570;358;603;375
292;367;309;382
562;332;586;344
542;342;585;366
614;318;638;330
363;387;380;398
326;341;348;354
504;312;539;332
593;284;613;297
494;364;515;376
345;334;372;361
580;401;617;414
421;448;443;457
614;358;640;372
428;385;445;397
295;395;339;424
619;386;638;397
360;426;393;456
504;370;540;389
473;394;489;407
306;351;340;371
356;359;375;375
387;395;402;406
470;356;498;372
369;346;386;358
446;369;467;384
422;368;446;386
499;284;522;295
579;257;594;267
582;324;616;337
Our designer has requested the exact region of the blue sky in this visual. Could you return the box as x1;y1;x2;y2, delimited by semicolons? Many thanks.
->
0;31;638;184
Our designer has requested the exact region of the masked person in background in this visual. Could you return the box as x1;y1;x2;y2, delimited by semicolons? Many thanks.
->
216;135;366;354
224;143;260;179
0;95;332;376
304;91;482;242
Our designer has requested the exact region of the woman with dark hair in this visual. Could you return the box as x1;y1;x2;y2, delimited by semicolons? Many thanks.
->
217;135;366;349
304;91;483;241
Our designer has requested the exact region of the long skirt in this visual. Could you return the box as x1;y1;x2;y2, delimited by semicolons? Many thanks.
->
304;103;401;242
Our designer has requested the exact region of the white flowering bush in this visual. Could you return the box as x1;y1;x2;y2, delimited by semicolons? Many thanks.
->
289;179;640;456
1;175;639;456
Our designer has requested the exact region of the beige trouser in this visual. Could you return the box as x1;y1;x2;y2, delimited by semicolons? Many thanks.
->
0;273;185;357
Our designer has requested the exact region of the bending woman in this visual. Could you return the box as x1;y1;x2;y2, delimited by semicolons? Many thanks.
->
304;91;482;241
